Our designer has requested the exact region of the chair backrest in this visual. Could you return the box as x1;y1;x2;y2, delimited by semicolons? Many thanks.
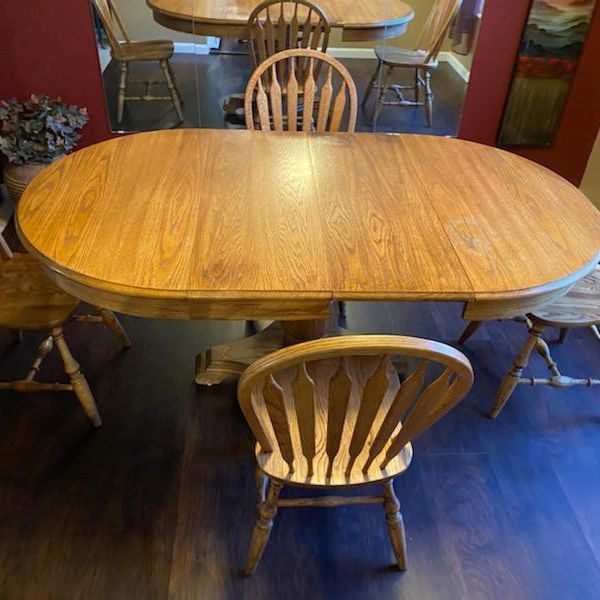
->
244;48;358;133
247;0;331;70
418;0;464;63
91;0;129;55
238;335;473;481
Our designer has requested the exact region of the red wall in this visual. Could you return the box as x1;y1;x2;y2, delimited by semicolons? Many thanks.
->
460;0;600;185
0;1;113;147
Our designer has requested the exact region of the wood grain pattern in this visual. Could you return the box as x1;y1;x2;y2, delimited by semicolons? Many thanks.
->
245;49;357;133
16;131;600;320
247;0;330;71
148;0;414;41
239;334;472;573
238;334;473;486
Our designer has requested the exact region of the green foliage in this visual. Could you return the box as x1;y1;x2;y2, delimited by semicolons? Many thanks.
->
0;95;89;165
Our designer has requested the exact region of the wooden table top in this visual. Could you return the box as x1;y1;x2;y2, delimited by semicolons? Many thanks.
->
148;0;415;41
17;129;600;321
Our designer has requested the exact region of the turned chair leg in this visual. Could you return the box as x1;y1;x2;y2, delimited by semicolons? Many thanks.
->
52;327;102;428
383;479;407;571
99;309;132;348
255;465;268;504
488;322;545;419
458;321;482;345
117;61;129;124
363;59;382;107
424;70;433;127
25;335;54;381
245;480;283;575
160;59;184;122
372;65;392;129
414;67;421;103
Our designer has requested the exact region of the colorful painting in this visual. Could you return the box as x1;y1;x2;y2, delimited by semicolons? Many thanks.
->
498;0;597;146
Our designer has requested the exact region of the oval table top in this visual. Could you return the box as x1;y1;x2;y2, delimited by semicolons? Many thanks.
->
148;0;415;41
17;129;600;322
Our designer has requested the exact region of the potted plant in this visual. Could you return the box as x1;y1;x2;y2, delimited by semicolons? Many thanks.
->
0;94;89;202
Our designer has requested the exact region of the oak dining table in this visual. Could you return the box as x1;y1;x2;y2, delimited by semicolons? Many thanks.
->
147;0;415;42
16;129;600;385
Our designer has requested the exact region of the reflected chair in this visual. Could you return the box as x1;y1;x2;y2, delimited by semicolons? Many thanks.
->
245;48;356;318
0;239;131;427
459;266;600;419
248;0;330;68
363;0;463;128
91;0;183;124
245;48;357;132
238;335;473;573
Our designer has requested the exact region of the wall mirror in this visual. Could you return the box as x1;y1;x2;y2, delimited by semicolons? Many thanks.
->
90;0;484;136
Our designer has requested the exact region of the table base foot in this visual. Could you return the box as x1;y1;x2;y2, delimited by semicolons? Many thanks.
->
195;322;285;385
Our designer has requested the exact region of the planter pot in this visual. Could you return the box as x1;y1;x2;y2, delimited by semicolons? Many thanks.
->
3;162;49;204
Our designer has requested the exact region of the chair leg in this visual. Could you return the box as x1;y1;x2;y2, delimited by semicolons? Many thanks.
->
99;309;132;348
0;233;13;259
160;59;184;122
558;328;570;344
383;479;407;571
414;67;420;103
458;321;483;345
117;61;129;124
25;335;54;381
488;322;545;419
424;70;433;127
245;480;283;575
255;465;268;504
372;65;392;129
363;59;382;107
51;327;102;428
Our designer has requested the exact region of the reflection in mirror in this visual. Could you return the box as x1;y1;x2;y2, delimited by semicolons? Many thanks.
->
91;0;484;136
91;0;200;132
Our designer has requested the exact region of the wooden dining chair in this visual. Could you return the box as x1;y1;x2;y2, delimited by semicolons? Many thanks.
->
247;0;331;69
363;0;463;128
91;0;183;124
458;266;600;419
0;245;131;427
238;335;473;574
245;48;357;133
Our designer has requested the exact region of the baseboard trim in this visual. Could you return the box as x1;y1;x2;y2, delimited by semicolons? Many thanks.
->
438;51;470;82
170;44;471;82
327;47;376;60
173;42;211;55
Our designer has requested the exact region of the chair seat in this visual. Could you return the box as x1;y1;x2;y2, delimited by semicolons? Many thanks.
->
530;265;600;327
0;254;79;330
255;357;413;487
116;40;174;61
374;46;438;68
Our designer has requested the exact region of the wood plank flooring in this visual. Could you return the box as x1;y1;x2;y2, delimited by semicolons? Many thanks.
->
1;300;600;598
101;42;466;136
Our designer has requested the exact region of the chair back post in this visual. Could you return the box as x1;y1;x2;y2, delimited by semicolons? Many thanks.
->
417;0;463;63
245;48;357;133
238;335;473;479
92;0;130;57
247;0;331;70
0;233;13;260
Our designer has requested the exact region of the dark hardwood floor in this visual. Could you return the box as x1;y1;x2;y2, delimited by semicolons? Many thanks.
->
2;295;600;598
101;43;466;136
2;48;599;600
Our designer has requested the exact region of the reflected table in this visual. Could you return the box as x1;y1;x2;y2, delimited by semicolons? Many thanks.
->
17;129;600;385
148;0;415;42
